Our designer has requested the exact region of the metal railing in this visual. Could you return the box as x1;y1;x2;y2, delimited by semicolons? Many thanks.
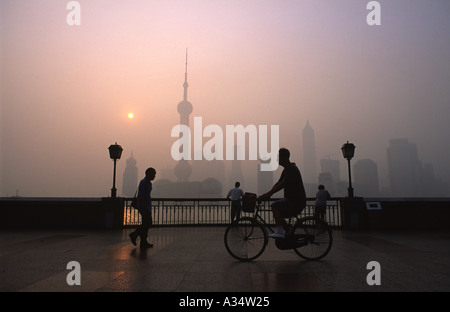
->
123;198;342;228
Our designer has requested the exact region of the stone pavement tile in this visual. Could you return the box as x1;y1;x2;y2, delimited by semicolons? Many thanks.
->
2;228;450;292
385;272;450;292
0;234;83;257
20;271;124;292
251;272;330;292
100;271;186;292
176;269;253;292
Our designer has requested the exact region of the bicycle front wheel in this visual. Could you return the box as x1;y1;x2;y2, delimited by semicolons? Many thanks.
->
224;217;268;261
293;216;332;260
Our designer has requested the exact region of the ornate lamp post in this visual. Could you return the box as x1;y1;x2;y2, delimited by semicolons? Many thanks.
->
341;141;356;198
108;143;123;198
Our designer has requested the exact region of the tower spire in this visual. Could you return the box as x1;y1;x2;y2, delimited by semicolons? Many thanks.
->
177;48;193;127
183;48;188;101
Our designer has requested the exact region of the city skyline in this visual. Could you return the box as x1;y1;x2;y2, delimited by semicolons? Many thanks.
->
1;1;449;197
119;124;448;198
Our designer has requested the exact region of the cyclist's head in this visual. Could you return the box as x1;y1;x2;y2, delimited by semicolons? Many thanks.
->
279;148;290;159
235;182;240;187
278;148;290;166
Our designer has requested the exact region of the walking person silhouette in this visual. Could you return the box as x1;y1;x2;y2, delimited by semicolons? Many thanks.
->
129;167;156;248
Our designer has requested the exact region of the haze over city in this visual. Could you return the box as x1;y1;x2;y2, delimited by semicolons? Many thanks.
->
1;0;449;197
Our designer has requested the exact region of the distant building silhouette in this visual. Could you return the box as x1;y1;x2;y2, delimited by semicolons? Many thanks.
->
257;159;273;195
387;139;422;197
153;177;222;198
122;152;138;197
229;145;244;189
174;159;192;182
387;138;448;197
302;120;317;184
193;158;226;195
319;158;340;195
353;158;380;197
318;172;333;193
421;163;448;196
191;146;226;196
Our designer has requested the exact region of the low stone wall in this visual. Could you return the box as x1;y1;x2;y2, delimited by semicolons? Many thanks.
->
0;197;124;229
341;197;450;230
1;197;449;230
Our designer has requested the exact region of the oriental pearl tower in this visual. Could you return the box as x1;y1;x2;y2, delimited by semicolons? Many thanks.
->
174;49;193;182
178;49;193;126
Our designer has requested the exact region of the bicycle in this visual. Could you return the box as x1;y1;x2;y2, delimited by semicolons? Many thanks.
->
224;197;333;262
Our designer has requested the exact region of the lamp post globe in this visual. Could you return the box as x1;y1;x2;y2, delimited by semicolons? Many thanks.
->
108;143;123;198
341;141;356;198
341;141;356;160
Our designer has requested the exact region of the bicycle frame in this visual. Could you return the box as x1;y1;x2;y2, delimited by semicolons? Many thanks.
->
247;201;301;234
246;201;276;233
249;201;327;246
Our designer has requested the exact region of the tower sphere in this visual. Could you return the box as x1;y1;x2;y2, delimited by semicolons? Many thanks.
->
177;100;193;115
174;159;192;181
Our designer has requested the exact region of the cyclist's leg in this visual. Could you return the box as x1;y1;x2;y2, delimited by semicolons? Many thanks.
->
282;200;305;236
269;199;290;237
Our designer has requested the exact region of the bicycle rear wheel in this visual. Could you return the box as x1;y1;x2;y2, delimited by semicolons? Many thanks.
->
224;217;268;261
293;216;332;260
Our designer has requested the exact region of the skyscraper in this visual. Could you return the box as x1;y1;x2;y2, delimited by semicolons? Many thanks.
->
387;139;422;197
302;120;317;184
122;152;138;197
353;158;380;197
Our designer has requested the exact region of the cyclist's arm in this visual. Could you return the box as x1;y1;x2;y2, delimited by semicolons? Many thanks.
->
268;179;286;196
261;179;285;199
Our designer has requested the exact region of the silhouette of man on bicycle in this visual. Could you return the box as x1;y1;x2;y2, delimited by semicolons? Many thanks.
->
259;148;306;238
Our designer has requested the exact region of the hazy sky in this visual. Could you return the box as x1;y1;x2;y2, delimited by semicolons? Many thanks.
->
1;0;450;197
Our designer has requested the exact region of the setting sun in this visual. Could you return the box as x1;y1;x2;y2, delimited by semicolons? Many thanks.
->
128;113;134;119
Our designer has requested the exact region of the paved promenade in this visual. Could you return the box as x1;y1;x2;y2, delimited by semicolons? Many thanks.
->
1;226;450;293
